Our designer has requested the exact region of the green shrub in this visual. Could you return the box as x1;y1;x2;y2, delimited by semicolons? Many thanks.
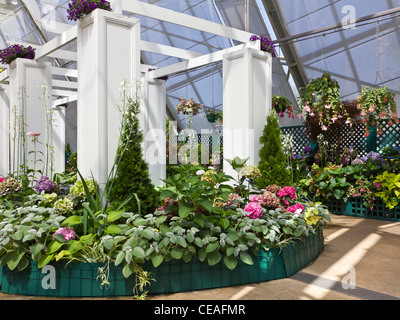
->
257;110;291;188
107;82;158;214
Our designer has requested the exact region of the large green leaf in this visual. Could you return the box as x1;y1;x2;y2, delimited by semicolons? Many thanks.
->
206;242;219;254
178;202;193;219
6;250;25;271
207;251;221;266
198;198;213;212
132;247;146;259
115;251;126;266
240;251;254;265
151;254;164;268
122;262;134;278
170;247;183;260
223;255;238;270
47;240;64;254
38;254;54;268
107;210;124;223
62;215;82;226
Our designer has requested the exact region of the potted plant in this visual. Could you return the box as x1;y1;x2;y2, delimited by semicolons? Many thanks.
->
204;108;222;123
66;0;112;21
0;44;36;65
298;73;351;131
272;95;295;119
176;97;203;116
357;86;398;137
249;35;277;57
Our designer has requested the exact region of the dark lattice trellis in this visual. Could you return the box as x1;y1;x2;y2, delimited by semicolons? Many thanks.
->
280;125;311;155
280;120;400;157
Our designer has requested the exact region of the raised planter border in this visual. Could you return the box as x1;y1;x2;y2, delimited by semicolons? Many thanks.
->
326;198;400;222
0;228;324;298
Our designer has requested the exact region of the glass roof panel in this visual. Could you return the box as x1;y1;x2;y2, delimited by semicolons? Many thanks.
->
275;0;400;105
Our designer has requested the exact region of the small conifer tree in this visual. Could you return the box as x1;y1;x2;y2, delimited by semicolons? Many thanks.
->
107;81;158;214
256;109;291;188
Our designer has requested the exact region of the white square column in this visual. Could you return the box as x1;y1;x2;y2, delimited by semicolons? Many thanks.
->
9;59;55;177
222;45;272;178
77;9;140;187
141;78;166;186
0;85;10;176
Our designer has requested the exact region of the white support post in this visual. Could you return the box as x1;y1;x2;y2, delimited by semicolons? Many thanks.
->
222;45;272;179
141;78;166;186
52;106;66;175
0;85;10;176
77;9;140;188
8;58;61;179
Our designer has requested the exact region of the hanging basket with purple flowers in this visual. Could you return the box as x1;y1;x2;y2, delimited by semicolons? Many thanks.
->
66;0;112;21
0;44;36;65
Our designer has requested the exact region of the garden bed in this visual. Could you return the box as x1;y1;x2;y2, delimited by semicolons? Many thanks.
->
0;229;323;298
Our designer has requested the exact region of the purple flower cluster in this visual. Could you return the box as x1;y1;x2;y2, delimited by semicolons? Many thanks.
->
361;151;384;164
34;176;55;194
67;0;112;21
249;35;277;57
0;44;35;65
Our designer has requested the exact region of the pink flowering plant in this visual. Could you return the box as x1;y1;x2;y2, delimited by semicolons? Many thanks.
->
272;95;295;119
298;73;351;131
357;86;398;137
176;97;203;116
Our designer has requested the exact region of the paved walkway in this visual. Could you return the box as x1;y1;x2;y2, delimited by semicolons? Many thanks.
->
1;215;400;300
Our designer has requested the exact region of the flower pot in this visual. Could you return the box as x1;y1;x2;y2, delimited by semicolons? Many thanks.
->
207;114;216;122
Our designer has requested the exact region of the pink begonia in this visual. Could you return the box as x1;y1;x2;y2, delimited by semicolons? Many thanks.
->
53;227;76;241
277;186;297;200
244;202;263;219
287;203;304;214
0;177;4;183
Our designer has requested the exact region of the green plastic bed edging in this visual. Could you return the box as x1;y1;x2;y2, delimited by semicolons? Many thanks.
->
0;229;324;298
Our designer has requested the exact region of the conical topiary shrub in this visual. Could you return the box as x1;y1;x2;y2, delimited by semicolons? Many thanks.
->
107;81;158;214
257;110;291;188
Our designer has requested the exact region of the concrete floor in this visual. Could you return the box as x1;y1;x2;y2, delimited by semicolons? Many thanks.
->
1;214;400;300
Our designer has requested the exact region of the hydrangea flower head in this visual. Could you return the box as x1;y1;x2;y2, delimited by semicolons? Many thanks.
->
277;186;297;200
244;202;263;219
53;227;76;241
34;176;55;194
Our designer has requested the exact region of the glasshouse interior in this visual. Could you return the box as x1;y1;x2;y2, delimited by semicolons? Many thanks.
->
0;0;400;303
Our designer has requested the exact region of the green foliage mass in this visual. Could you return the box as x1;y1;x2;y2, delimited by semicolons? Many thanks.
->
257;111;291;188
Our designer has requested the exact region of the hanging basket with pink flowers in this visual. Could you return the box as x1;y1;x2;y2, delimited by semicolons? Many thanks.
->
356;86;399;137
298;73;351;131
272;95;295;119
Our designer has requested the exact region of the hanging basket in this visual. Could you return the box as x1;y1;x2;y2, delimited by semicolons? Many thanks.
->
207;114;216;122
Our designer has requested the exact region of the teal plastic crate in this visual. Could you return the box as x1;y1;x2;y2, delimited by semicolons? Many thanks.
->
326;197;400;222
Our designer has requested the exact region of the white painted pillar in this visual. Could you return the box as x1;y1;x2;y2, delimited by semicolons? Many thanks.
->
77;9;140;187
8;58;54;178
0;85;9;176
52;105;66;175
222;44;272;179
141;78;166;186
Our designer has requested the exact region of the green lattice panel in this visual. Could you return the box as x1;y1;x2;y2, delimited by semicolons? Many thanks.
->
328;122;368;157
376;119;400;152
